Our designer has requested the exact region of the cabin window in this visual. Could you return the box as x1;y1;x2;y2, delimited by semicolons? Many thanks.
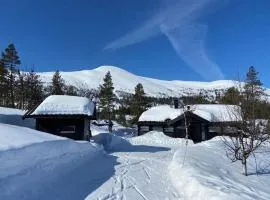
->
223;126;238;134
164;127;174;133
152;126;163;132
59;125;76;134
209;126;221;133
140;126;150;132
176;126;186;130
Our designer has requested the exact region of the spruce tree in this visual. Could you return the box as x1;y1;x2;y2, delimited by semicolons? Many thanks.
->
16;70;26;109
51;70;65;95
99;71;115;121
65;85;78;96
243;66;264;119
1;44;21;107
130;83;147;123
0;59;7;106
221;87;240;105
223;66;268;176
25;70;44;110
244;66;263;100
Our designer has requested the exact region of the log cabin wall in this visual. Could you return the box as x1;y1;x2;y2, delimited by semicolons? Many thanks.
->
36;118;86;140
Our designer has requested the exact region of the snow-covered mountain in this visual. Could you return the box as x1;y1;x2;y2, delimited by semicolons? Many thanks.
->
38;66;268;98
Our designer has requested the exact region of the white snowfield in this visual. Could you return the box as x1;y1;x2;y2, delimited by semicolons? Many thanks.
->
170;138;270;200
139;104;241;122
1;107;270;200
38;65;270;98
31;95;95;116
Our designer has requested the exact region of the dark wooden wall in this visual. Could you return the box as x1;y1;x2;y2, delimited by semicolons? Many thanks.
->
36;118;85;140
138;116;214;143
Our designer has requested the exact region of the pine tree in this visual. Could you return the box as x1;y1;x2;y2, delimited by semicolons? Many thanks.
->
244;66;263;99
51;70;65;95
1;44;21;107
221;87;241;105
243;66;264;119
223;66;269;176
16;70;27;109
25;70;44;110
0;59;8;106
130;83;147;124
65;85;78;96
99;71;115;121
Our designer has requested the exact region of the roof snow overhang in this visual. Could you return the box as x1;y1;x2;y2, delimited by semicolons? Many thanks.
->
168;111;209;125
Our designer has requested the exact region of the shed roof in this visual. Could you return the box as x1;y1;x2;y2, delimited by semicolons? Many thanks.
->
25;95;95;118
138;104;241;123
138;105;183;122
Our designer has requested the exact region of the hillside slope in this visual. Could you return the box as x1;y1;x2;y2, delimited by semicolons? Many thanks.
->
38;66;246;97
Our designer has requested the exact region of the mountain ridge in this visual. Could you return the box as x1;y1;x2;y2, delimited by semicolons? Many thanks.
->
37;65;269;98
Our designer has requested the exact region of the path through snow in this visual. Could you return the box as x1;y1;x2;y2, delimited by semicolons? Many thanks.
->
86;149;181;200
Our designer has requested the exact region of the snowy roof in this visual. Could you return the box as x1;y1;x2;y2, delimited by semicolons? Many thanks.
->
139;105;184;122
138;104;241;123
30;95;95;116
191;104;241;122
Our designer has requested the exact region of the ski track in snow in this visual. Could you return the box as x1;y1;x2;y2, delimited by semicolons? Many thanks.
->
87;150;181;200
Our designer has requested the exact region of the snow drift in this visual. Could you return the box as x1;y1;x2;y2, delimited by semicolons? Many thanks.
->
0;107;35;128
169;137;270;200
0;123;107;200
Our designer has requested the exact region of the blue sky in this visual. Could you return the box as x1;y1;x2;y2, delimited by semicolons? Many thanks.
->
0;0;270;86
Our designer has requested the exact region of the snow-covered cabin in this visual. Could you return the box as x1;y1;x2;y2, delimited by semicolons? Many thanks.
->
23;95;96;140
138;104;241;143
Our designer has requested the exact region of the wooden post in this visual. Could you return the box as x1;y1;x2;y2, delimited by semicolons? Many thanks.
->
220;123;224;135
138;125;141;136
84;119;90;141
201;123;206;141
35;119;40;130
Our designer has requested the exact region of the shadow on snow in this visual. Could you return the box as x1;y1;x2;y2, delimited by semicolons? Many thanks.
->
0;140;119;200
0;133;170;200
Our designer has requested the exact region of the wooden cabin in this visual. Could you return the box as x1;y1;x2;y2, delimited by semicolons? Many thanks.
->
138;104;241;143
23;95;96;140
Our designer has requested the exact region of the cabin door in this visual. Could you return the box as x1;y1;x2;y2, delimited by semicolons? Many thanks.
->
189;123;202;143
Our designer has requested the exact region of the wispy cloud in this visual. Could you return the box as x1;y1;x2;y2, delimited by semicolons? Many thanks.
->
105;0;230;80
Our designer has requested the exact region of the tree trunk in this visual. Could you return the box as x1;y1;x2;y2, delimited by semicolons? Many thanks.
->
242;158;248;176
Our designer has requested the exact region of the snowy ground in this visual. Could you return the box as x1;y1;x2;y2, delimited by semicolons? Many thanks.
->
1;107;270;200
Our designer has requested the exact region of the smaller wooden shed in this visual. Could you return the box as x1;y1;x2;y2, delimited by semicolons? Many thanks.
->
23;95;96;140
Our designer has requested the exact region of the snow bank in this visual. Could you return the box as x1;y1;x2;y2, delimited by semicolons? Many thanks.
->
0;123;104;200
169;137;270;200
91;121;137;138
92;133;131;151
0;107;35;128
93;129;192;152
31;95;95;116
129;131;193;148
0;123;65;151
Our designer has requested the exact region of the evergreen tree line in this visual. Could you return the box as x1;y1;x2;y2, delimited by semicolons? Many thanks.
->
1;44;269;126
0;44;43;109
0;44;93;110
